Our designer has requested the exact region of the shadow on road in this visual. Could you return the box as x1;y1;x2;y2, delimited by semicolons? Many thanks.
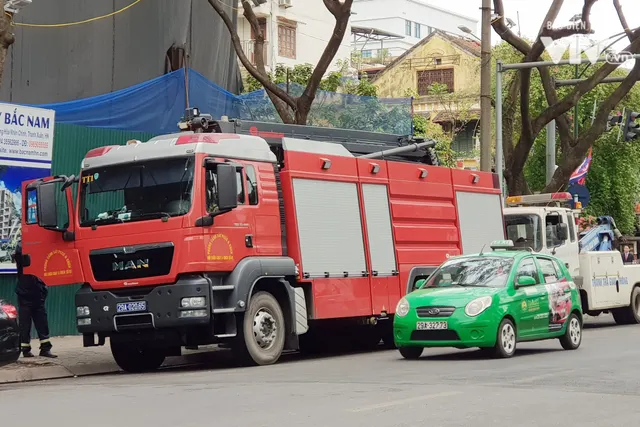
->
388;347;563;363
154;345;394;374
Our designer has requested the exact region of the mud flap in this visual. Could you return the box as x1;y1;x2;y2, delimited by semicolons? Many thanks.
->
294;287;308;335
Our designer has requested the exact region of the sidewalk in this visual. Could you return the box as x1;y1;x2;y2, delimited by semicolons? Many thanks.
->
0;336;208;384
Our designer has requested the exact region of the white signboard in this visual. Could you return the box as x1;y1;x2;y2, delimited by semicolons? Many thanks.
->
0;103;55;166
0;103;55;273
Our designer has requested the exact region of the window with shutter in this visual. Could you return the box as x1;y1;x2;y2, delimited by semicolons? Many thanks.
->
417;68;454;95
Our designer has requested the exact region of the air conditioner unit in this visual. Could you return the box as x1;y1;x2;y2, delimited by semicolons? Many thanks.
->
279;0;292;8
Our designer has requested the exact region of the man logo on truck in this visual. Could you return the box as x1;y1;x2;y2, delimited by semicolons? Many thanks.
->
112;259;149;271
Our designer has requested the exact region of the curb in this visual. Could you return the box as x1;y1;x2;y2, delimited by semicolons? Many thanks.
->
0;365;74;384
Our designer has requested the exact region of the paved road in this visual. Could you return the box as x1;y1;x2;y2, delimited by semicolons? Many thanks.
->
2;315;640;426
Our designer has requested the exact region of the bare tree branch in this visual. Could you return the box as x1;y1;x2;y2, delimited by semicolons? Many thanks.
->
0;2;16;89
492;0;530;55
207;0;296;111
238;0;294;122
613;0;638;42
542;60;640;193
297;0;353;122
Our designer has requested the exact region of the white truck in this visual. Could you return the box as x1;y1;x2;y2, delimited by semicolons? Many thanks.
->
503;192;640;325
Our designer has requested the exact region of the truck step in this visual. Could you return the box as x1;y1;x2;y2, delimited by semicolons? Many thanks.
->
214;333;236;339
211;285;235;291
213;308;236;314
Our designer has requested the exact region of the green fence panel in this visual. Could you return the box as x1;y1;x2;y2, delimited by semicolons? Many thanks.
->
0;124;156;337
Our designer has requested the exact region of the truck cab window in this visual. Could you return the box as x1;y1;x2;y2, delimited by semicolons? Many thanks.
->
245;165;258;205
504;214;542;252
566;212;576;242
545;214;563;248
80;157;194;227
206;166;245;213
25;188;38;225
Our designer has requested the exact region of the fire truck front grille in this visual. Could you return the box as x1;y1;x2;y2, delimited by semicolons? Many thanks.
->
89;243;174;282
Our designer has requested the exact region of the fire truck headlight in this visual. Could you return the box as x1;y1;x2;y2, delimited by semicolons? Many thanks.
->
181;297;206;308
396;298;410;317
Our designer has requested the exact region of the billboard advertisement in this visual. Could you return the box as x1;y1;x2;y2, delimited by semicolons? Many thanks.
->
0;103;55;273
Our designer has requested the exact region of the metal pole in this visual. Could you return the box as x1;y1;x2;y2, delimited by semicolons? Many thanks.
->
546;120;556;185
496;60;504;197
500;54;640;70
479;0;492;172
574;65;579;138
556;76;637;87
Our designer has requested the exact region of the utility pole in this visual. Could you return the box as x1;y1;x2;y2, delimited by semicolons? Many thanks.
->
479;0;492;172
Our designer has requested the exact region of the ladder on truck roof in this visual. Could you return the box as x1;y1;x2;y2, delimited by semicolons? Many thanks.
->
179;109;439;166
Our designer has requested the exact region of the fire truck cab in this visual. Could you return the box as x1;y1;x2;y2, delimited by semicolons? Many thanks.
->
20;109;505;372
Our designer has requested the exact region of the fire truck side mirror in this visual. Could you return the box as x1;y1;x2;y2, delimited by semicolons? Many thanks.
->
216;163;238;212
36;182;59;229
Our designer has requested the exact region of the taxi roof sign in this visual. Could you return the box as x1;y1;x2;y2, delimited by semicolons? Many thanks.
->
490;240;515;250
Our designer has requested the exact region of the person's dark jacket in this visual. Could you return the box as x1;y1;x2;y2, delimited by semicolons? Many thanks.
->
12;242;48;302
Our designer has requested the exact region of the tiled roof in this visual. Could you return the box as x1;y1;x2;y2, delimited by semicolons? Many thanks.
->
371;29;480;83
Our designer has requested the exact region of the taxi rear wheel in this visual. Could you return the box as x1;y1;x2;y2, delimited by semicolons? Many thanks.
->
492;318;517;358
559;313;582;350
399;347;423;360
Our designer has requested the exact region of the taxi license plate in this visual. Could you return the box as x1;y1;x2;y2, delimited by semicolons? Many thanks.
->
416;321;448;330
116;301;147;313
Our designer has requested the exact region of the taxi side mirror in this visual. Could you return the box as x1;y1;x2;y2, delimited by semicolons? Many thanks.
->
516;276;537;287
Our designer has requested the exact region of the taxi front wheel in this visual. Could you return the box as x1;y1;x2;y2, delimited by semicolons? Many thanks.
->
559;313;582;350
492;318;517;358
399;347;423;360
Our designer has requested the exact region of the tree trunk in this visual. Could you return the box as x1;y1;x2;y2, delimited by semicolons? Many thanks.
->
505;169;530;196
0;6;15;89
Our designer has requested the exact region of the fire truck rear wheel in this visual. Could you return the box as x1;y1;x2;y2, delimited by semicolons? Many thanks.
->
110;340;166;373
236;291;286;366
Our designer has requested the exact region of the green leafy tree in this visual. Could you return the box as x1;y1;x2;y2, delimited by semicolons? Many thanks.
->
491;0;640;195
583;131;640;235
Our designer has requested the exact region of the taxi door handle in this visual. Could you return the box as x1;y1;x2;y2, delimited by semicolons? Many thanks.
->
564;288;570;293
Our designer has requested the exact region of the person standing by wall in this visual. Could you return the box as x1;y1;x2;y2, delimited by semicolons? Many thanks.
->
12;241;57;358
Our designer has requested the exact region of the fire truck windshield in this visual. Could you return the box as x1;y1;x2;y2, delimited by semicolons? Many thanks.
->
79;156;195;227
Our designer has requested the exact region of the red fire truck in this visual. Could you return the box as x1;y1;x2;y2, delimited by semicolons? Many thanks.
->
20;109;505;372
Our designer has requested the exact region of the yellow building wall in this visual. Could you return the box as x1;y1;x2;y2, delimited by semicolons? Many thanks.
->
373;35;480;111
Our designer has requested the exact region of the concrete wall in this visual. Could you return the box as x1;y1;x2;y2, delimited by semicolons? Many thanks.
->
2;0;241;104
351;0;478;58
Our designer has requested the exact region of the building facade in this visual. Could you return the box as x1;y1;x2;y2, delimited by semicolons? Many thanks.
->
237;0;352;73
372;30;481;168
350;0;478;63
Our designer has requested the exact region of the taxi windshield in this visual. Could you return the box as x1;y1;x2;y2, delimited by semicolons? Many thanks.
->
421;257;514;289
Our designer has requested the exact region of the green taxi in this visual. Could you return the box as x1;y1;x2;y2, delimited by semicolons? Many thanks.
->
394;240;583;359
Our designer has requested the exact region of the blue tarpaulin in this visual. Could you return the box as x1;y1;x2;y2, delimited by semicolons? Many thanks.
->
30;68;413;135
31;68;243;134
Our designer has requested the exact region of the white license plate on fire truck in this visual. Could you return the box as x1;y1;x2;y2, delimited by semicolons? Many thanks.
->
416;321;448;330
116;301;147;313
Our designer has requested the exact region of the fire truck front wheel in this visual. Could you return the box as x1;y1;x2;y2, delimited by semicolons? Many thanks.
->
110;339;166;373
235;291;286;366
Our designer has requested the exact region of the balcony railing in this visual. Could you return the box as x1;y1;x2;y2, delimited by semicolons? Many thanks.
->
241;40;270;67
